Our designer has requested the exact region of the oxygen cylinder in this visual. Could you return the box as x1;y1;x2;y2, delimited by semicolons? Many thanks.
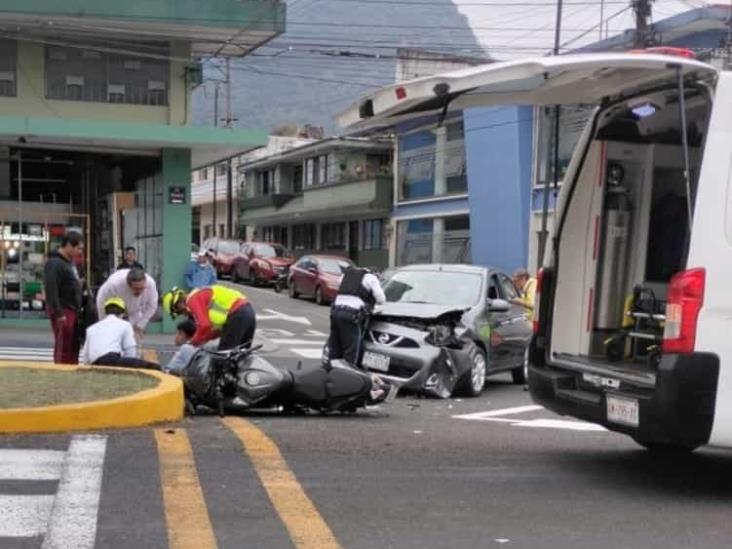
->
595;163;632;331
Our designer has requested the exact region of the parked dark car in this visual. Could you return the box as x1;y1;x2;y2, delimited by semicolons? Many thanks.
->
202;238;244;277
288;255;355;305
354;264;532;398
232;242;295;285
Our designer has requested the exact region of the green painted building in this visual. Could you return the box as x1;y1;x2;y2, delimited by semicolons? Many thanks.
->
239;137;393;270
0;0;285;330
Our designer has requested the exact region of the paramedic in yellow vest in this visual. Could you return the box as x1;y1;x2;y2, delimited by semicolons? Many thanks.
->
163;285;256;350
511;268;537;318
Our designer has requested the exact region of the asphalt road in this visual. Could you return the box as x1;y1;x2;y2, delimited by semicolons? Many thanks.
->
2;282;732;549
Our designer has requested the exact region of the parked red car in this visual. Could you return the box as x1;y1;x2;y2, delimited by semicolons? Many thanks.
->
288;255;355;305
202;238;244;277
232;242;294;284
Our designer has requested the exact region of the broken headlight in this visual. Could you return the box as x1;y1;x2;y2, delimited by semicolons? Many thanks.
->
425;324;458;347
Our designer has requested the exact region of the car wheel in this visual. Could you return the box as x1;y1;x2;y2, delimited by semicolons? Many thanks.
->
455;344;487;398
289;280;299;299
512;348;529;385
315;286;325;306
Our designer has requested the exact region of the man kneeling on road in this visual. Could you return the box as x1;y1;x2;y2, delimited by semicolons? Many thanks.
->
80;297;160;369
163;284;256;350
329;267;385;366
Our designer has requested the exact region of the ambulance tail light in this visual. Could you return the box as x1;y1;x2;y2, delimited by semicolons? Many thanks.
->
663;268;705;354
533;268;545;335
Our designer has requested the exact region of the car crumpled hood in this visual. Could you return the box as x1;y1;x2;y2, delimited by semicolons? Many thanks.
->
374;302;469;321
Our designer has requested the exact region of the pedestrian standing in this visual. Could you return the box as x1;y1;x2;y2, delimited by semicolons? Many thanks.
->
184;251;217;290
95;267;158;340
511;268;537;319
117;246;143;270
328;267;385;366
43;230;84;364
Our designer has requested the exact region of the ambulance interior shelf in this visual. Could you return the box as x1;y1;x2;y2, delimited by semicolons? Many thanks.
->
548;85;709;373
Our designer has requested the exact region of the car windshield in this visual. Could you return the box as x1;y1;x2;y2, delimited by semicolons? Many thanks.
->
318;258;353;275
218;241;242;255
383;270;483;307
254;244;288;258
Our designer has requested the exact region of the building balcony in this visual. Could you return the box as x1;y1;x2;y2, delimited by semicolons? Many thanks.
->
240;175;393;225
241;193;295;211
0;0;286;56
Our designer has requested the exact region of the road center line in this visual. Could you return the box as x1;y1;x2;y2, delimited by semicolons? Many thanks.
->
155;429;218;549
41;435;107;549
222;417;344;549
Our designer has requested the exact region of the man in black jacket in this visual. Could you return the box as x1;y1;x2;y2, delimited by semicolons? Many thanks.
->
43;230;83;364
117;246;143;270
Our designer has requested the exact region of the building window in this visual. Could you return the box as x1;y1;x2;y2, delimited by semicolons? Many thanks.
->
363;219;385;250
201;168;209;180
204;224;212;239
45;43;169;105
219;224;225;237
321;222;345;250
257;169;275;196
293;164;304;194
292;223;315;250
398;118;466;201
306;155;330;186
535;105;592;186
0;39;17;97
216;164;227;177
395;214;471;266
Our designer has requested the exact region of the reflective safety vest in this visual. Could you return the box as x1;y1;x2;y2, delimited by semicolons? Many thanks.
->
191;285;247;331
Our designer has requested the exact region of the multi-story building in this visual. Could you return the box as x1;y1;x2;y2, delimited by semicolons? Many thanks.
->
191;136;316;246
0;0;285;329
239;137;393;269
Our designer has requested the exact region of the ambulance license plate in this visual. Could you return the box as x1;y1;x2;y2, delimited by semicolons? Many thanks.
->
606;395;639;427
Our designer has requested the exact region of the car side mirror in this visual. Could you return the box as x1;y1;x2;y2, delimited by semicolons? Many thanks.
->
487;298;510;313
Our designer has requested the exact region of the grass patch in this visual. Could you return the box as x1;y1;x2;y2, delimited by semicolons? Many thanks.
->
0;367;159;409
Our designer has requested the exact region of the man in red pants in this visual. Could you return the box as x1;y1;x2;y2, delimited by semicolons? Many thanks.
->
43;230;84;364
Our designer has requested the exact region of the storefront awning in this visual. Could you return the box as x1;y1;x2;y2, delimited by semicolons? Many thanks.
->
0;116;268;168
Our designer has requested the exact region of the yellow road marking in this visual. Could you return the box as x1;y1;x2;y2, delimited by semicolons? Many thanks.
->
222;417;344;549
154;429;218;549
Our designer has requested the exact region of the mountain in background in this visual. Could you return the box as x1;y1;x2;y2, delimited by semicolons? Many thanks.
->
192;0;488;136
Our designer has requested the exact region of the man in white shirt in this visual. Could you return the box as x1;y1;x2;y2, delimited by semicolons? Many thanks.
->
329;267;386;366
81;297;159;369
96;267;159;339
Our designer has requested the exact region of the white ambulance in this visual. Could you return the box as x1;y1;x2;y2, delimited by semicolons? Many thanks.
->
339;51;731;452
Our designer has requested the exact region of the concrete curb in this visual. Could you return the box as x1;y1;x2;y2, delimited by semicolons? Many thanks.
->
0;362;184;434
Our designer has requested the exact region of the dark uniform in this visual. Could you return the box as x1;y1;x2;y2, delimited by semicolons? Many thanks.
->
328;268;385;366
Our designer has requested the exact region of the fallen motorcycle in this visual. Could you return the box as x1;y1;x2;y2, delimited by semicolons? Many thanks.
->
179;343;398;416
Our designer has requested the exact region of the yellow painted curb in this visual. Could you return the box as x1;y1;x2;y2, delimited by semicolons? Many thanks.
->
0;361;184;434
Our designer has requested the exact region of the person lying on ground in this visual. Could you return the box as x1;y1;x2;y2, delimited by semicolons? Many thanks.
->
163;319;198;375
80;297;160;370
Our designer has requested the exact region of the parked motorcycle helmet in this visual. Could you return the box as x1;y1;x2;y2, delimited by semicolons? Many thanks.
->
162;287;187;319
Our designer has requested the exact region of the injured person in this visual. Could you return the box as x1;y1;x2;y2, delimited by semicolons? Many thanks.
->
80;297;160;369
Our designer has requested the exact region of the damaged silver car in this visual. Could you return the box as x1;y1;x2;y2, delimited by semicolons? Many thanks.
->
361;264;532;398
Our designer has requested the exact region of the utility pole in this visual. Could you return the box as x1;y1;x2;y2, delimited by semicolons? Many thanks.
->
632;0;653;48
212;83;219;237
225;58;234;239
537;0;563;272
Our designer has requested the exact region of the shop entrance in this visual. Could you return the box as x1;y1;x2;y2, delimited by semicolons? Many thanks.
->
0;146;162;319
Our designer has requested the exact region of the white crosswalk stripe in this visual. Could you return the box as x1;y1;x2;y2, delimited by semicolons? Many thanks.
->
0;346;54;362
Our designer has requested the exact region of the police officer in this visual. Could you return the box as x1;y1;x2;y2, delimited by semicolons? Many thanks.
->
329;267;386;366
162;284;256;350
